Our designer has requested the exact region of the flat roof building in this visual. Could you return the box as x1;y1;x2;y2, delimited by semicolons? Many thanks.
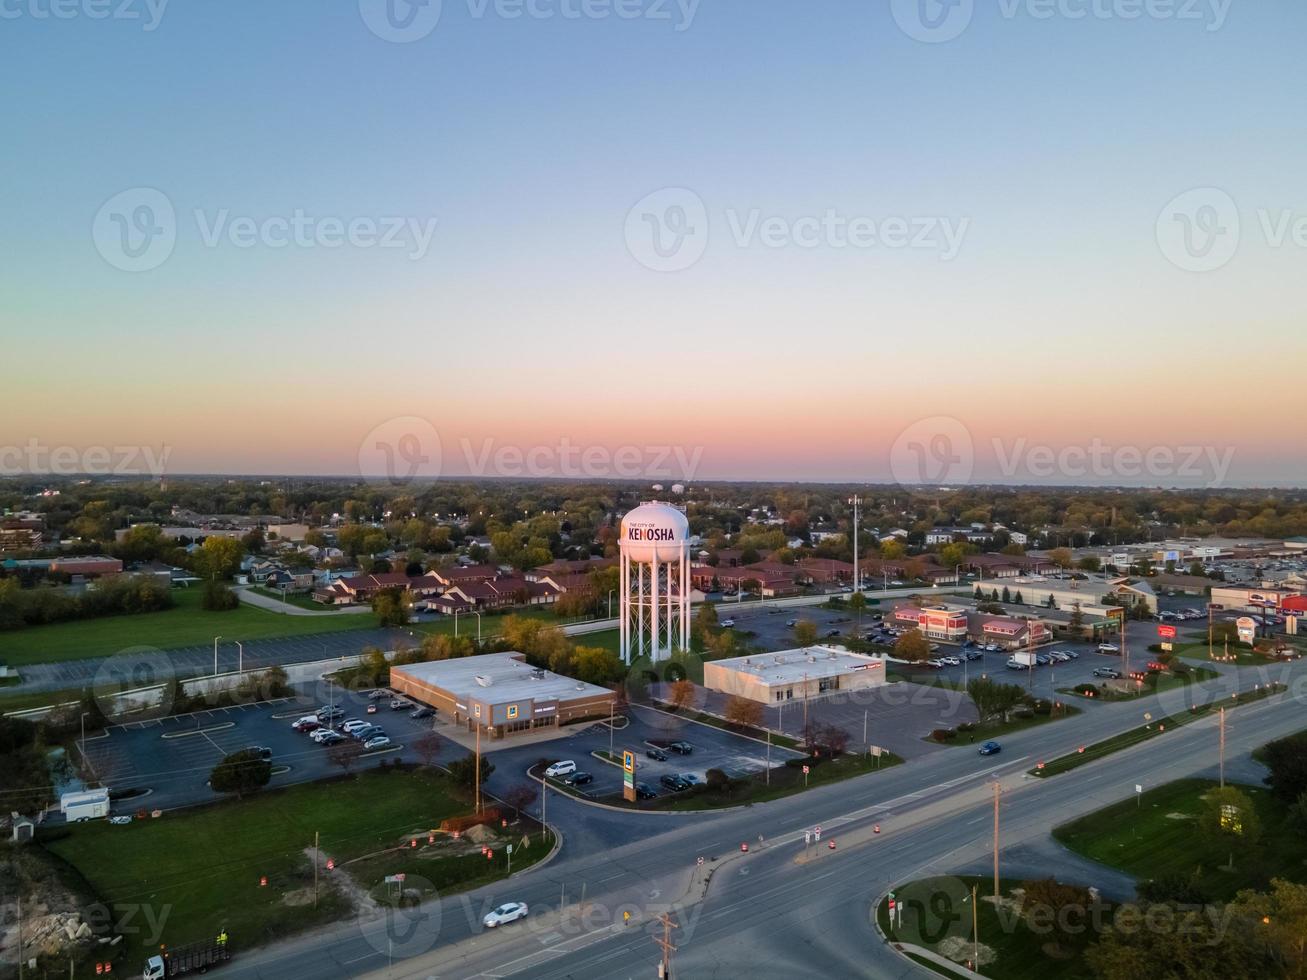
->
390;652;615;737
703;646;887;705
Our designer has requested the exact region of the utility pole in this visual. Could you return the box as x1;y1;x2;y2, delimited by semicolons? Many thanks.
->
765;728;771;786
1208;603;1214;659
971;883;979;972
313;831;320;907
802;672;809;734
475;723;482;815
992;782;1001;899
654;912;679;979
16;895;22;980
609;699;615;759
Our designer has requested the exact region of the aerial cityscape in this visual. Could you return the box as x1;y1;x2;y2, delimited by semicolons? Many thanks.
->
4;2;1307;979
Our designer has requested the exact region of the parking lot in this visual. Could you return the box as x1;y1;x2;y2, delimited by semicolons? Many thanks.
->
719;602;874;651
78;682;455;814
523;703;805;803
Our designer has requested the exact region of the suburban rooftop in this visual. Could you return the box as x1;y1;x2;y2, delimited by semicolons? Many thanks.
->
393;652;613;704
710;646;885;684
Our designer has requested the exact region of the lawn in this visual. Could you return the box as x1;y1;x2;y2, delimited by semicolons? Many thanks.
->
0;588;375;666
40;766;551;970
877;875;1103;980
927;703;1082;748
1032;683;1286;778
1056;666;1220;702
1053;778;1307;900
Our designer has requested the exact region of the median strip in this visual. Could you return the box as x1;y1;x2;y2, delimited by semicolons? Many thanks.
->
1030;683;1286;778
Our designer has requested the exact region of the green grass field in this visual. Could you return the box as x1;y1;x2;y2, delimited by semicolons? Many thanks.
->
877;876;1101;980
42;767;552;970
1053;778;1307;900
0;588;375;666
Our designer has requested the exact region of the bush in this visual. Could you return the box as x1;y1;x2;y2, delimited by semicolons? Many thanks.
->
956;721;976;733
1032;700;1052;716
1073;683;1098;696
930;728;956;742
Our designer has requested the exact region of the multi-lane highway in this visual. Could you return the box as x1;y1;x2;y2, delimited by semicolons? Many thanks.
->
216;648;1305;980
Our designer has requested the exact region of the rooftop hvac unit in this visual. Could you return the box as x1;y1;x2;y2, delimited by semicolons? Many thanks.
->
474;675;492;687
807;655;816;663
531;669;546;680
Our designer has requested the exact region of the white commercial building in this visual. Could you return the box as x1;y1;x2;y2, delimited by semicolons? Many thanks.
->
704;647;887;705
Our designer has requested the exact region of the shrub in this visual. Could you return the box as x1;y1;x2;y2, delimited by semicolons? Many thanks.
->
930;728;956;742
1032;700;1052;716
1073;683;1097;696
956;721;976;733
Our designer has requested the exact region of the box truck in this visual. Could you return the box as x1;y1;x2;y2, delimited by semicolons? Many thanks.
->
143;939;232;978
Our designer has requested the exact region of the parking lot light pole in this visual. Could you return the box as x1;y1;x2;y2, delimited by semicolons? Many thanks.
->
474;612;482;643
214;635;222;676
235;641;244;676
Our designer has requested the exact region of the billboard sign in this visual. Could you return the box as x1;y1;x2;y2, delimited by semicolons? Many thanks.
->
1237;616;1257;644
1163;550;1181;564
1158;624;1177;639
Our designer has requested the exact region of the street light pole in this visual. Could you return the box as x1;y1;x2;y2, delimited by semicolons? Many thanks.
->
214;635;222;676
235;641;244;676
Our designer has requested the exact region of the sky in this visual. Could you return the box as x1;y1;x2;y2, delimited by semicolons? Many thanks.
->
2;0;1305;488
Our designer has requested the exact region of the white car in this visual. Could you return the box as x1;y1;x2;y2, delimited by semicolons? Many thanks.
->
1097;643;1119;653
341;719;372;734
483;902;528;928
545;760;576;778
310;727;339;743
720;619;736;628
363;735;392;751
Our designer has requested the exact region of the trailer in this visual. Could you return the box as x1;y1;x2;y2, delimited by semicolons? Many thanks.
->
143;939;232;979
60;787;110;822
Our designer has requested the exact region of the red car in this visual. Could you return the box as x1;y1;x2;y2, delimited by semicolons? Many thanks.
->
292;718;321;733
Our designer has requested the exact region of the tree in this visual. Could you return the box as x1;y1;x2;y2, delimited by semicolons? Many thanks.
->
1020;878;1093;952
1261;732;1307;803
705;768;731;792
210;748;271;799
1048;547;1073;570
1002;586;1012;603
1227;878;1307;977
201;578;239;611
1077;555;1101;573
848;591;867;633
1086;900;1261;979
724;695;764;731
880;539;906;560
372;587;412;627
1013;590;1024;605
502;783;538;820
448;755;494;790
894;629;930;662
1199;785;1261;869
198;536;244;579
967;677;1027;723
803;722;849;757
412;731;442;768
794;620;819;647
668;679;696;710
328;740;364;777
1070;601;1085;629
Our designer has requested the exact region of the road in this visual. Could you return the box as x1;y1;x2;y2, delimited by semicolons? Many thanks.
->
215;655;1307;980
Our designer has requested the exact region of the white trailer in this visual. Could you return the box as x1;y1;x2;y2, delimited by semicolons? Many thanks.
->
60;787;110;822
1011;649;1037;668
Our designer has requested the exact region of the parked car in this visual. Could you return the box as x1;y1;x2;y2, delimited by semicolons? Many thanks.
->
368;690;389;700
1097;643;1120;654
1035;654;1052;666
720;619;735;628
389;699;408;710
410;706;435;719
317;731;344;746
1064;650;1080;659
1093;667;1122;679
316;707;344;722
482;902;528;928
646;748;668;762
342;719;371;734
964;651;983;661
679;773;700;786
634;782;658;800
785;619;797;627
940;656;961;666
564;771;593;786
310;728;336;743
292;718;320;733
366;704;378;714
351;725;384;741
247;746;272;762
984;643;999;653
669;741;694;755
660;774;690;792
545;760;576;778
363;735;392;751
978;741;1002;756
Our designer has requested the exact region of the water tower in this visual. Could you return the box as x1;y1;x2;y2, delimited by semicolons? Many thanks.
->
619;501;691;664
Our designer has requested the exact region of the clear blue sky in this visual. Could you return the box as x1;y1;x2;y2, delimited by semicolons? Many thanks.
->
3;1;1304;485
